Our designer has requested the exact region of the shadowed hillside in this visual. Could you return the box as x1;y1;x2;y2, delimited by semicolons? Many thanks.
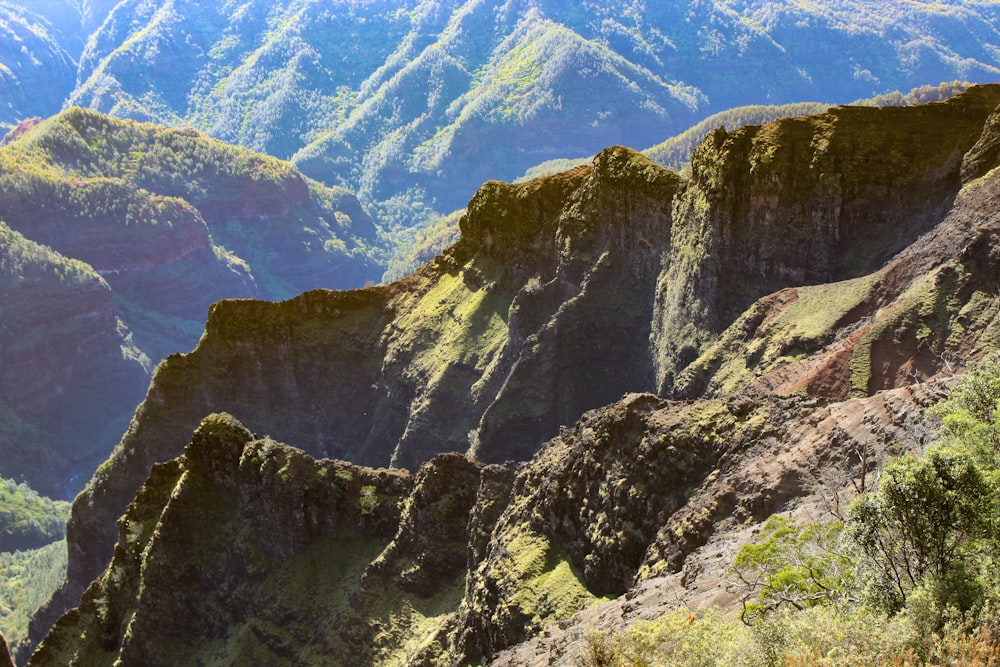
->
0;108;382;496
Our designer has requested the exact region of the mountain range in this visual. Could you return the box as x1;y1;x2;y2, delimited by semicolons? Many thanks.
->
17;85;1000;664
4;1;1000;663
4;0;1000;222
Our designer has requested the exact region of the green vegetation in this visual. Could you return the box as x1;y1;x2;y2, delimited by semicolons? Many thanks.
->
0;541;67;653
678;274;881;397
382;210;463;283
0;478;69;552
643;102;831;171
643;81;972;172
0;5;77;131
505;527;604;628
0;105;383;495
588;352;1000;666
44;0;1000;243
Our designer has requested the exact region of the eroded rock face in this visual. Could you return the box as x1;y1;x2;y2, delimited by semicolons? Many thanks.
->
34;86;1000;661
60;145;684;601
653;85;1000;393
31;380;938;665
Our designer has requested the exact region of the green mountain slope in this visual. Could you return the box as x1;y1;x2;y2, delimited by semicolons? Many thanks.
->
0;5;76;133
62;0;1000;220
0;108;382;495
0;221;148;497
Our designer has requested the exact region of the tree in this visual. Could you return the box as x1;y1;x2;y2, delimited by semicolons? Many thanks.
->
847;449;993;615
730;516;856;624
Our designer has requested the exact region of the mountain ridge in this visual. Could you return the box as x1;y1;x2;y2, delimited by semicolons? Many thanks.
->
6;0;1000;226
25;85;1000;661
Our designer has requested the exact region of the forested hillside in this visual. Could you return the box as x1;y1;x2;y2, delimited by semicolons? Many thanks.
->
0;108;381;497
4;1;1000;228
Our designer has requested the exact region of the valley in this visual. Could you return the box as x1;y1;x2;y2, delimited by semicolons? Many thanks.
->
3;1;1000;664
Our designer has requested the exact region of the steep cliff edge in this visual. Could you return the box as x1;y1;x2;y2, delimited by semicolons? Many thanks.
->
55;86;1000;618
61;146;684;598
29;380;936;665
32;86;1000;660
653;84;1000;392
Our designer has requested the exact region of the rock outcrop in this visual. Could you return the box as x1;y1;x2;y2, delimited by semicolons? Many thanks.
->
29;86;1000;662
30;378;937;665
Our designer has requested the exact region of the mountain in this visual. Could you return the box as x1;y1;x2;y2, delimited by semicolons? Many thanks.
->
25;85;1000;662
0;108;381;496
0;220;147;498
0;0;121;132
0;4;76;133
28;388;936;666
60;0;1000;219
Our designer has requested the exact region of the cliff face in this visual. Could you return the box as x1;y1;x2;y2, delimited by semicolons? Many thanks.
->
30;379;935;665
56;86;1000;613
0;631;11;667
61;146;683;595
653;85;1000;392
31;86;1000;662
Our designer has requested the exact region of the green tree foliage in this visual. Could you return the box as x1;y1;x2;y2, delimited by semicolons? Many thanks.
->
0;541;67;656
730;517;856;623
929;352;1000;465
854;81;974;107
847;450;994;615
847;353;1000;623
381;209;463;283
0;478;69;553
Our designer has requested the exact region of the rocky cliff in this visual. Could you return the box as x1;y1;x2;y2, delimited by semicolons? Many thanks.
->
28;86;1000;662
29;378;936;665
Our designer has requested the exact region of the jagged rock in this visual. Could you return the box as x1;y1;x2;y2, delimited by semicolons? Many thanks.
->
31;86;1000;662
29;381;938;665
